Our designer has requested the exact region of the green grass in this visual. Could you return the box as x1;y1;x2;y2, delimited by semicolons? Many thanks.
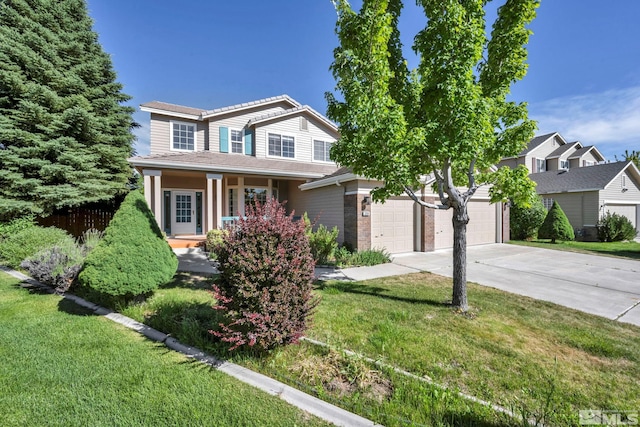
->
0;272;328;427
116;271;640;426
509;239;640;260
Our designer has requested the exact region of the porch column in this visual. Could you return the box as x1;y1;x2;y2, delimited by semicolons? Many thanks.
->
238;176;245;216
142;169;162;228
206;173;223;230
267;178;273;198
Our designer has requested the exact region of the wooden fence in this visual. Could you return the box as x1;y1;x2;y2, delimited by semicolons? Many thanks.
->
37;198;123;238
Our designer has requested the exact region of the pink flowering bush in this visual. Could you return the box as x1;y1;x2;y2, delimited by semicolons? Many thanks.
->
210;199;318;351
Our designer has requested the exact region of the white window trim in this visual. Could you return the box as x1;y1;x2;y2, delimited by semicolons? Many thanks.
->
230;128;244;155
170;120;197;152
266;131;296;160
313;139;335;163
560;159;570;170
535;158;546;173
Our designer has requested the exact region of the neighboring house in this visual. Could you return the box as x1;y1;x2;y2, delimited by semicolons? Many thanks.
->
499;132;640;239
530;161;640;240
128;95;508;253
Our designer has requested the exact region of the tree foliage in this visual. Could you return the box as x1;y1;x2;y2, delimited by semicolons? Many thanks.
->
0;0;136;220
615;150;640;169
327;0;539;310
538;201;574;243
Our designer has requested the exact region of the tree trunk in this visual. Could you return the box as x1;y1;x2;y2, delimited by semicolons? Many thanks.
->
451;203;469;311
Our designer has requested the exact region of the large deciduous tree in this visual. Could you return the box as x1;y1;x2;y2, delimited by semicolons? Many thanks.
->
327;0;539;311
0;0;136;220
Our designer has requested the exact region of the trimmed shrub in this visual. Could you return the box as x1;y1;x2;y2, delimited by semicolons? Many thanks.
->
205;228;229;260
0;226;72;268
335;246;391;267
211;199;318;351
597;212;637;242
303;213;339;265
78;190;178;299
538;201;575;243
510;196;547;240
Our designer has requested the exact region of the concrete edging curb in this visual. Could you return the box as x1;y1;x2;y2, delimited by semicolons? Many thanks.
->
0;265;380;427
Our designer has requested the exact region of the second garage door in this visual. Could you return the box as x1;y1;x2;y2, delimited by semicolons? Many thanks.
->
434;200;498;249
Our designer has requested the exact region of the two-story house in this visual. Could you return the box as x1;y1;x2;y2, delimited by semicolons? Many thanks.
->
499;132;640;239
128;95;509;253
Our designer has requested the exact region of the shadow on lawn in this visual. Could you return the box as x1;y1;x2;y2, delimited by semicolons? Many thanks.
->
316;281;450;307
159;272;217;291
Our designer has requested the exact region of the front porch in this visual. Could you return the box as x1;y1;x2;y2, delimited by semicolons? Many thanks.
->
167;235;207;249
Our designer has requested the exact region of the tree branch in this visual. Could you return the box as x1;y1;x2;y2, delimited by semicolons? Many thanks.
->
404;186;449;209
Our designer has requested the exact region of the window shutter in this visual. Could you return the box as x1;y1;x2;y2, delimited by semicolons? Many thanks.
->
244;129;253;156
219;127;229;153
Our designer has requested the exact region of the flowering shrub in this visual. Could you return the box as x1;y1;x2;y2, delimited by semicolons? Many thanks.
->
211;199;318;351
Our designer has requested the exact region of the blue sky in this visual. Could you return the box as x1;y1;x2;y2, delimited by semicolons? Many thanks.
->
87;0;640;160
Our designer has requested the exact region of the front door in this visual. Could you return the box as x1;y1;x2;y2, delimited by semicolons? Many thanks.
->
172;191;195;235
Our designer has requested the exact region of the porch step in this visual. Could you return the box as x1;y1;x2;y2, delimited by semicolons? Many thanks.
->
167;238;206;249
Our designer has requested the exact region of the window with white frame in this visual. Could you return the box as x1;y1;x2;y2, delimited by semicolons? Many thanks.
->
584;160;595;167
268;133;295;158
230;129;243;154
535;158;546;173
560;159;570;170
543;198;554;210
313;140;333;162
172;121;195;151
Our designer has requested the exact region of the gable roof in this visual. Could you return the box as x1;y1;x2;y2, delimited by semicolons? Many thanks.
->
129;151;339;179
530;161;636;194
567;145;606;162
518;132;565;156
247;105;338;134
140;101;206;120
546;141;582;159
201;95;300;119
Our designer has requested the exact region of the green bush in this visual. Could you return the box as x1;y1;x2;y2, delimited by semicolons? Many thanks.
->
597;212;637;242
78;190;178;299
212;199;318;351
538;201;575;243
510;196;546;240
334;246;391;267
303;213;339;265
205;228;229;260
0;215;35;240
0;226;72;268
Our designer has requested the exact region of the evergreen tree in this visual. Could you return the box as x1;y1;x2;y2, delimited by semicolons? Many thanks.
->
538;201;575;243
0;0;136;220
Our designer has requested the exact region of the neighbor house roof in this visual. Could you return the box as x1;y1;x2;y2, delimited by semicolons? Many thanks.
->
567;145;606;162
129;151;339;179
530;161;634;194
517;132;564;156
546;141;582;159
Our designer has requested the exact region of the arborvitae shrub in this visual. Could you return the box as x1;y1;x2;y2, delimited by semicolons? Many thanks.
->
597;212;637;242
211;199;318;351
538;201;575;243
510;196;547;240
0;226;72;268
78;190;177;298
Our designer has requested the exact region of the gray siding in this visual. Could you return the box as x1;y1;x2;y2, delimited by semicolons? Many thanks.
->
600;170;640;203
541;191;599;228
288;182;345;242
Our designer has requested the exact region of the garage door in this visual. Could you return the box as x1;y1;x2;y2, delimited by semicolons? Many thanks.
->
434;200;498;249
604;204;637;229
371;198;415;253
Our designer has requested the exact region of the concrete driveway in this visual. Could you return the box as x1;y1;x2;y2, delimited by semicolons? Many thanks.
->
390;244;640;327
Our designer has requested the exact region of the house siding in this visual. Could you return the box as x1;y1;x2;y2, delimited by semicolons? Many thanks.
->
149;114;206;155
524;135;562;173
601;170;640;203
287;183;345;242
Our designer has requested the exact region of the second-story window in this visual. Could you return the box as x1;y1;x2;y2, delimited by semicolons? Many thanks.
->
268;133;295;158
172;122;195;151
231;130;243;154
560;159;570;170
313;140;333;162
536;158;546;173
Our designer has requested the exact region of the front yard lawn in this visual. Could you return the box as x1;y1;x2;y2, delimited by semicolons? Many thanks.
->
0;272;328;427
118;271;640;426
509;239;640;260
